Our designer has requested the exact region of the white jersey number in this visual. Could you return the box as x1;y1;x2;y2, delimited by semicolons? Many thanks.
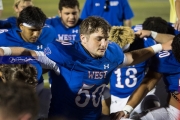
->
115;68;137;88
75;83;106;107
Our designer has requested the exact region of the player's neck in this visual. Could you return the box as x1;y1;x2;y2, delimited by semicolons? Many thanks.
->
81;44;101;59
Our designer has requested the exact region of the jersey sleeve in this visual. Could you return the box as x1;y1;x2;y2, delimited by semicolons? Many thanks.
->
80;0;92;19
45;18;52;25
108;42;125;66
144;37;156;47
0;20;12;29
44;41;65;65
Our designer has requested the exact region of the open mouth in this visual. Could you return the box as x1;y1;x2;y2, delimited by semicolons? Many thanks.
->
68;21;75;24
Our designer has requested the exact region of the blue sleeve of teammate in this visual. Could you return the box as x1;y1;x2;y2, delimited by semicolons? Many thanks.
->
45;18;52;25
0;20;12;29
45;16;59;25
45;41;65;65
80;0;93;19
0;29;9;45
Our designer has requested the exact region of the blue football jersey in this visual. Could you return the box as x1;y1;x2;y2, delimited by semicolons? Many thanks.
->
0;16;17;29
110;37;156;98
46;16;82;41
81;0;134;26
149;51;180;92
45;40;124;119
0;25;56;83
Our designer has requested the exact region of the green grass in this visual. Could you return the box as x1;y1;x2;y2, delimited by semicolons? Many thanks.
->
1;0;169;25
129;0;170;25
1;0;85;19
1;0;170;87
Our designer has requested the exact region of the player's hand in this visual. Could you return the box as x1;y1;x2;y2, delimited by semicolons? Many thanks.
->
161;40;172;51
110;111;129;120
174;19;180;31
135;30;151;38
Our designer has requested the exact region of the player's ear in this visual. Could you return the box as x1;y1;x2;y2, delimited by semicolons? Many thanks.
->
58;10;61;18
80;34;86;44
14;6;18;13
19;23;24;30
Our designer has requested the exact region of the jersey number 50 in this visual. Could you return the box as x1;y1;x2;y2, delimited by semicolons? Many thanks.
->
75;84;106;107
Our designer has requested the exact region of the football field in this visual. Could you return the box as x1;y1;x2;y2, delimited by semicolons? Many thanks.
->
2;0;169;26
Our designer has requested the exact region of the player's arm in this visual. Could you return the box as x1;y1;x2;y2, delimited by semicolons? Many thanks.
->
135;30;174;43
0;47;36;56
126;70;161;111
124;19;132;27
0;47;60;75
110;70;162;120
101;86;111;115
175;0;180;31
0;0;3;18
122;40;172;66
102;98;111;116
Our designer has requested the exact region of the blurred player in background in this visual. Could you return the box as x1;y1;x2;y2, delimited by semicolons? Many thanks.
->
0;82;39;120
0;0;3;18
169;0;180;31
46;0;82;41
0;0;33;28
81;0;134;27
45;0;83;86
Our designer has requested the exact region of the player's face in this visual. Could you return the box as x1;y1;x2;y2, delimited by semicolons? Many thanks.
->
81;28;109;58
58;6;80;28
14;1;33;17
19;23;42;43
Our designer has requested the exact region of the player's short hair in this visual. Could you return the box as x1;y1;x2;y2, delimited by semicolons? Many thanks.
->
58;0;79;11
0;82;38;119
80;16;111;36
109;26;135;47
14;0;33;8
0;64;38;88
172;34;180;63
17;6;47;28
142;17;168;33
